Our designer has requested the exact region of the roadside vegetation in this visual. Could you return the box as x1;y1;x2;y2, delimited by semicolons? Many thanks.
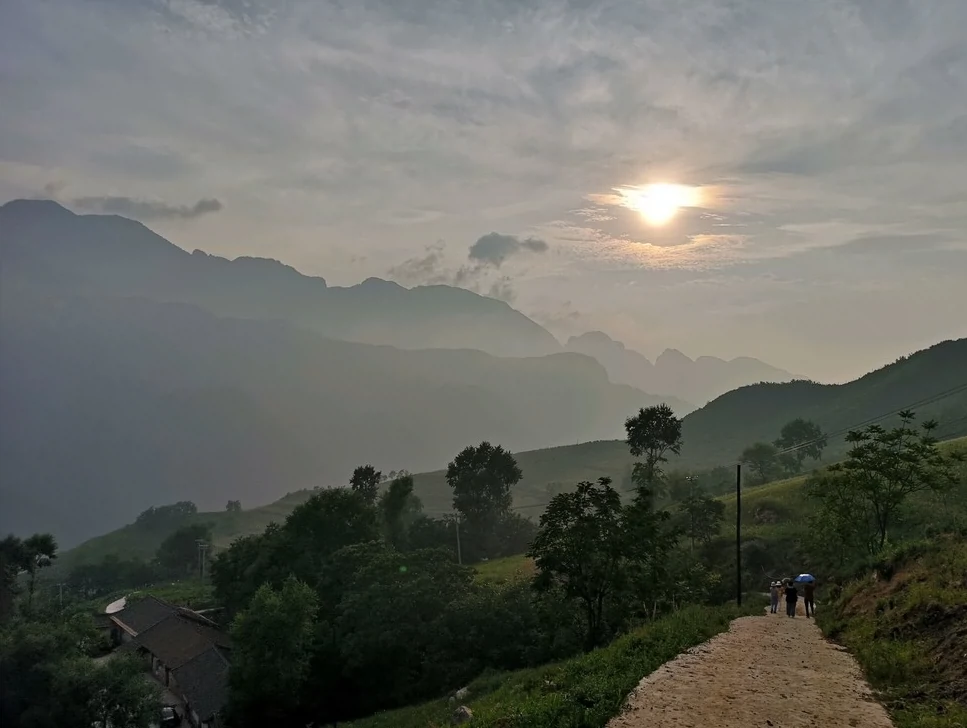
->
348;602;758;728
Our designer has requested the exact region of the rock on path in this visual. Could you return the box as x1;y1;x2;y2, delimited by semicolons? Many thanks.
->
607;612;894;728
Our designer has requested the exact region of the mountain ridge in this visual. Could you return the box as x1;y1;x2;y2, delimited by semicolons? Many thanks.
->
566;330;799;404
0;199;560;358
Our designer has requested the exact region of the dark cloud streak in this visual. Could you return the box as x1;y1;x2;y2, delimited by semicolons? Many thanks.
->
71;195;223;220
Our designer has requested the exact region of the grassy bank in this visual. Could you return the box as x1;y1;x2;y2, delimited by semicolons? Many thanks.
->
348;602;758;728
818;536;967;728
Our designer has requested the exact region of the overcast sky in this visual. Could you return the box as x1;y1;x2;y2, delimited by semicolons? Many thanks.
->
2;0;966;382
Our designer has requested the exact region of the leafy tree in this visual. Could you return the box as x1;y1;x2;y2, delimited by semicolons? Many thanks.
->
229;577;319;726
625;404;683;491
335;548;475;712
211;525;286;617
52;654;161;728
1;614;158;728
379;472;414;550
773;418;826;473
1;535;28;622
446;442;522;560
529;478;627;650
739;442;781;485
22;533;57;613
134;501;197;530
281;488;381;582
679;494;726;550
67;556;161;598
225;500;242;512
816;411;960;553
156;523;212;577
350;464;382;505
406;516;456;555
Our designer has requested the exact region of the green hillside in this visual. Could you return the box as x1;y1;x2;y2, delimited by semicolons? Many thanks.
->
57;337;967;570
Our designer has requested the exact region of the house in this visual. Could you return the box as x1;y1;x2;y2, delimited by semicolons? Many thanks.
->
108;594;177;644
114;598;231;728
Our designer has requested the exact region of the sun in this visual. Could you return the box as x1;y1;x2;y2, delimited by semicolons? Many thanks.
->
622;183;699;226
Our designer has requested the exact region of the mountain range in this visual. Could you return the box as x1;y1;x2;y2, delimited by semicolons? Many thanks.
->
565;331;798;405
0;199;819;545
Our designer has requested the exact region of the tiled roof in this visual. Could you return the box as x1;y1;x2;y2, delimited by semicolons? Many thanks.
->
172;646;230;721
111;595;177;635
133;611;231;670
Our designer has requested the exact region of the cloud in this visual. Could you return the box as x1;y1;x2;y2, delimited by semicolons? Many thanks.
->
467;232;549;267
70;195;223;220
388;232;548;301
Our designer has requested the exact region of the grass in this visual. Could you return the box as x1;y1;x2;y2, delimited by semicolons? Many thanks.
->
818;535;967;728
347;602;759;728
474;555;536;583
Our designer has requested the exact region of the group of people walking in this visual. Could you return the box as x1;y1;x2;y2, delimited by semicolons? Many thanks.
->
769;576;816;618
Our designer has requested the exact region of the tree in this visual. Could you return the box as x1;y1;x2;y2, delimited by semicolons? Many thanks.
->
446;442;522;560
22;533;57;613
820;411;960;552
529;478;627;650
281;489;381;582
229;577;319;726
379;473;414;550
773;418;826;473
350;464;383;504
739;442;781;485
625;404;683;491
225;500;242;513
156;523;212;577
679;495;726;550
52;654;161;728
1;535;28;621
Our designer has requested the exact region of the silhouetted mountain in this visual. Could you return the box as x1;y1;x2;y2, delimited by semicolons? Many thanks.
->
0;199;560;357
0;284;691;546
566;331;797;404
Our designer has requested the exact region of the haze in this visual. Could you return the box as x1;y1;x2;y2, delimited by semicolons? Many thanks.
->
2;0;967;381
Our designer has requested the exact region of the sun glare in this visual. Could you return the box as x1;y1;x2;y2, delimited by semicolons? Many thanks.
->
622;184;700;226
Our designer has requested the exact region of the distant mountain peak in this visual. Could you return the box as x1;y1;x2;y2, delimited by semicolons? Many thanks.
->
568;331;625;349
656;348;694;366
0;198;76;220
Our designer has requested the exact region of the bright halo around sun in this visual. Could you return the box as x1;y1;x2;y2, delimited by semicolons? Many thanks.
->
622;183;700;226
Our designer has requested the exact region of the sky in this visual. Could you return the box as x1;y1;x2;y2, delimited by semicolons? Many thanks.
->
2;0;966;383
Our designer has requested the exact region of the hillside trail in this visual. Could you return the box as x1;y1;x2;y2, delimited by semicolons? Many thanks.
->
607;603;894;728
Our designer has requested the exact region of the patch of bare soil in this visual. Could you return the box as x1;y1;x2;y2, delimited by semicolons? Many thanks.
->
607;612;894;728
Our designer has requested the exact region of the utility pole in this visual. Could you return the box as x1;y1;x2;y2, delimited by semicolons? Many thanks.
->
454;515;463;566
735;463;742;606
196;540;210;581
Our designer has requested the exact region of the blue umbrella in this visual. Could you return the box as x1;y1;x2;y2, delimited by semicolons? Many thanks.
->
794;573;816;583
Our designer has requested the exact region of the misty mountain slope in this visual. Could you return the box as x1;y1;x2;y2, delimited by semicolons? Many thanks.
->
678;338;967;466
0;286;688;546
566;330;797;405
0;199;560;357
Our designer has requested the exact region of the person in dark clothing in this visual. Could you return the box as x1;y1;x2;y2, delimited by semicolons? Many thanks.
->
784;580;798;617
803;580;816;618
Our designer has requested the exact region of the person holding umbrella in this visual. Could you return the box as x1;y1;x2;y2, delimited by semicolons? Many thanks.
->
796;573;817;617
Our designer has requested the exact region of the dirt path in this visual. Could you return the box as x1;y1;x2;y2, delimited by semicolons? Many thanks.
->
608;609;894;728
